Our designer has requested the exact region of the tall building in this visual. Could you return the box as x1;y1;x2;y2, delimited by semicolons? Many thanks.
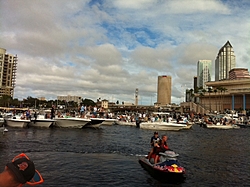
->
197;60;212;89
157;75;171;105
0;48;17;98
193;76;197;91
135;88;138;106
215;41;236;81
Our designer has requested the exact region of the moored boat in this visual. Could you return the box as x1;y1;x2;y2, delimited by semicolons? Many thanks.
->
205;123;240;129
55;117;91;128
115;120;136;126
139;121;193;131
6;118;30;128
84;118;105;128
100;118;117;126
29;115;56;128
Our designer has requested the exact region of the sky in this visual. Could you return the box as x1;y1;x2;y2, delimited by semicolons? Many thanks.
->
1;0;250;105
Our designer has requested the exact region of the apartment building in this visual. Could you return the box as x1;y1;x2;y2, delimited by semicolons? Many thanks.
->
57;95;81;104
0;48;17;98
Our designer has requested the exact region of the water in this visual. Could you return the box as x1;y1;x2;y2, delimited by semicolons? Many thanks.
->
0;125;249;187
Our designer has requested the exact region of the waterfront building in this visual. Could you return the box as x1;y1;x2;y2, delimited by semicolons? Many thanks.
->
57;95;81;105
201;67;250;113
38;97;46;101
181;76;250;114
157;75;171;106
101;99;108;109
229;68;250;80
0;48;17;98
197;60;212;90
215;41;236;81
204;77;250;112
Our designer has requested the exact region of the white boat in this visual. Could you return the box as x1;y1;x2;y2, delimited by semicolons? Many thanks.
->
100;118;117;126
115;120;136;126
29;115;56;128
55;117;91;128
139;121;192;131
6;118;30;128
84;118;105;128
205;123;240;129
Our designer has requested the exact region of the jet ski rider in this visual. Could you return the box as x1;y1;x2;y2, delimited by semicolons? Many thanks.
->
153;135;170;164
148;132;161;160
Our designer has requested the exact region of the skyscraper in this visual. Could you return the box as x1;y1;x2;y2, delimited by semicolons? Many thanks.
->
197;60;212;89
215;41;236;81
193;76;197;91
135;88;138;106
0;48;17;98
157;75;171;105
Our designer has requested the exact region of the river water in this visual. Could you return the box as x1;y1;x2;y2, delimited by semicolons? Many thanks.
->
0;124;249;187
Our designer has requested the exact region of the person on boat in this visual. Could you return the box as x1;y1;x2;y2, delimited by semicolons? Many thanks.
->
20;112;26;120
25;109;31;120
50;105;55;119
153;135;170;164
0;153;44;187
80;105;85;118
148;132;161;160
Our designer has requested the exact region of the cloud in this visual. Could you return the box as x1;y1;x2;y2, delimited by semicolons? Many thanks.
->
0;0;249;105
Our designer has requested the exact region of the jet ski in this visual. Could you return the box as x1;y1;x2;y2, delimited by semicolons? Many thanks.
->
139;150;186;182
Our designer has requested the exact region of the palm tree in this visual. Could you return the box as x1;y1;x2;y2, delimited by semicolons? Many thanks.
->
217;86;223;112
199;92;204;106
221;87;227;112
200;88;207;109
213;88;218;112
207;87;213;112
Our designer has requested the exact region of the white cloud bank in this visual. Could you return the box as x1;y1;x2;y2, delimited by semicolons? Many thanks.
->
0;0;249;105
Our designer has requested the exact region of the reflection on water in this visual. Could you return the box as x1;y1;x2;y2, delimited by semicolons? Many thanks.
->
0;125;249;186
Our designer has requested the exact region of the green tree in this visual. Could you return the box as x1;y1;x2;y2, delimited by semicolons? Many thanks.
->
0;95;12;107
82;98;96;107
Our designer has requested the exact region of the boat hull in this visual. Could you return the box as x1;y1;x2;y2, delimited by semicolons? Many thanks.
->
139;157;186;182
84;118;105;128
55;118;91;128
115;120;136;126
139;121;192;131
29;119;56;128
205;124;240;129
100;119;117;126
6;119;30;128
